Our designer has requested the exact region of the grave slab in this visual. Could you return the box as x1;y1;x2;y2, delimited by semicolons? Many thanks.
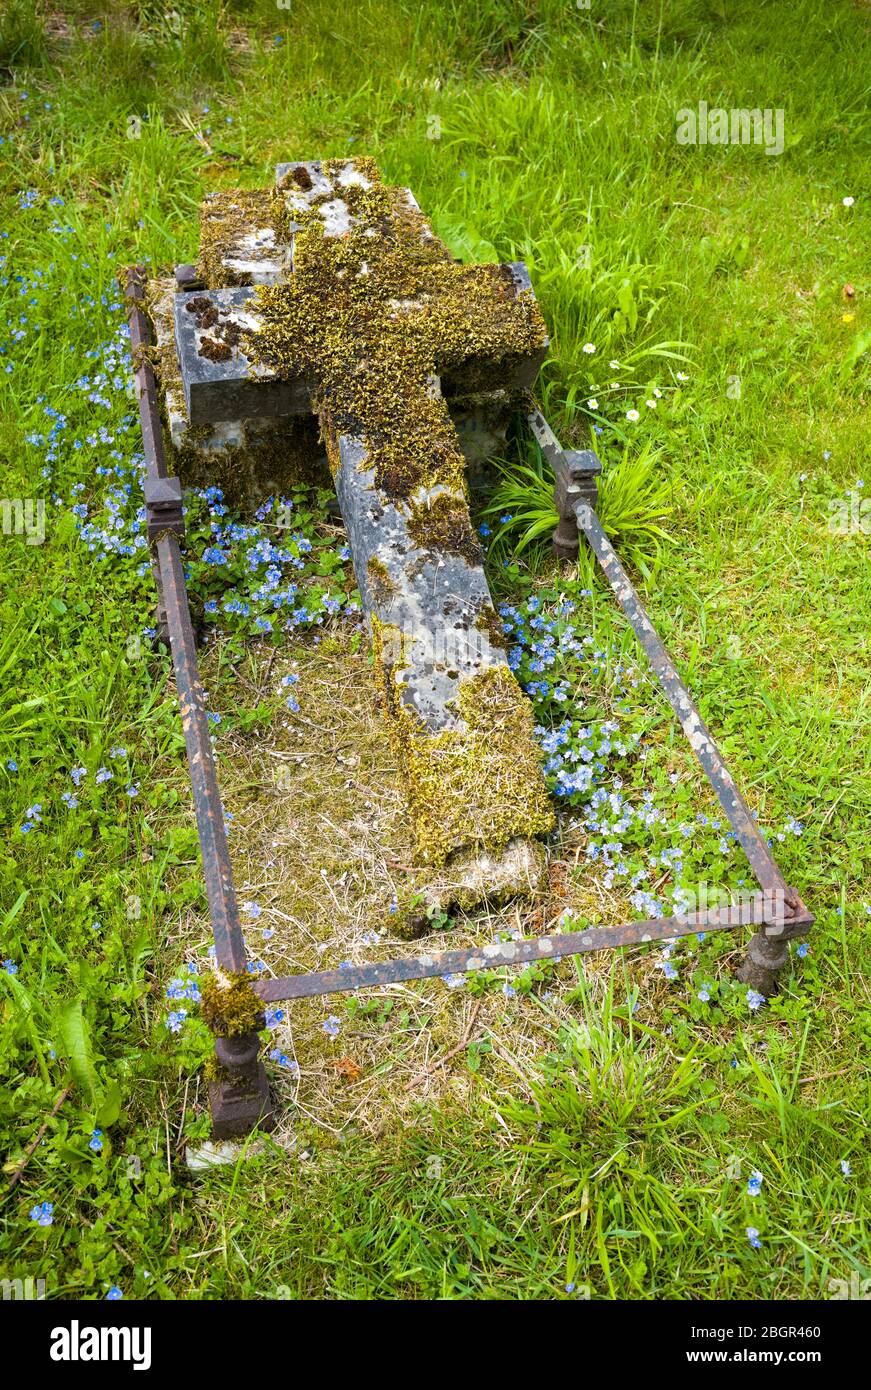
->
151;156;555;888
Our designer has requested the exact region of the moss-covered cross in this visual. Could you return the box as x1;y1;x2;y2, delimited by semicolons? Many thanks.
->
174;159;554;876
246;159;548;505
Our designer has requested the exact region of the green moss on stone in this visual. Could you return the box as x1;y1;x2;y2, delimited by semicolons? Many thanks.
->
198;188;285;288
474;605;508;653
372;617;553;866
201;969;264;1037
245;159;546;519
406;492;483;564
144;276;185;405
366;555;397;605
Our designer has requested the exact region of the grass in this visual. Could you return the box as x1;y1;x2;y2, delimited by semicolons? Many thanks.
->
486;434;674;576
0;0;869;1301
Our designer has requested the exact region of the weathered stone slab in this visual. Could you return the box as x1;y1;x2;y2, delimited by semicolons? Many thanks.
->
175;273;543;429
152;156;555;888
276;157;377;237
334;434;500;733
330;420;553;866
173;288;311;425
275;159;423;251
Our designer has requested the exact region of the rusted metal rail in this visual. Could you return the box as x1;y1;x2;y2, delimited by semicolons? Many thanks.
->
127;268;273;1136
573;498;812;992
544;410;812;993
127;266;811;1136
575;502;796;909
253;894;812;1003
128;267;248;977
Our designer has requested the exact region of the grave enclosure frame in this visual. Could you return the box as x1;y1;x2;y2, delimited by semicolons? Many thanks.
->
125;199;812;1135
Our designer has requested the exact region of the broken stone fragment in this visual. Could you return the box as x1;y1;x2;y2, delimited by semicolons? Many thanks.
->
146;276;328;507
394;838;549;939
186;1139;266;1172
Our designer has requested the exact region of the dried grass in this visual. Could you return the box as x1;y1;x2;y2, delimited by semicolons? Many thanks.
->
172;621;701;1148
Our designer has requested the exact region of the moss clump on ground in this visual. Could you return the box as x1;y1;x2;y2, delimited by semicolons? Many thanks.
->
245;159;546;506
372;620;554;865
201;968;265;1036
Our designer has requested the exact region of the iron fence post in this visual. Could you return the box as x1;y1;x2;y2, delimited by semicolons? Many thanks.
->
210;1035;274;1142
736;924;802;997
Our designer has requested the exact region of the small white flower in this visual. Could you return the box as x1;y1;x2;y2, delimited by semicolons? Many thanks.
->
586;397;599;410
653;387;662;398
645;398;657;409
676;371;689;381
626;409;640;422
609;359;620;369
583;342;596;354
842;195;855;207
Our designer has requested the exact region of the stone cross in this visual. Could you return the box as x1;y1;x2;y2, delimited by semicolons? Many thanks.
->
154;160;554;915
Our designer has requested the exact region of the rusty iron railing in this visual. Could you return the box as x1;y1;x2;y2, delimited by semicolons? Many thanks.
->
128;268;272;1135
126;268;812;1138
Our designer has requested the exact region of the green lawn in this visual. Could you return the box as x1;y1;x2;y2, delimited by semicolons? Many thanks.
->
0;0;869;1301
